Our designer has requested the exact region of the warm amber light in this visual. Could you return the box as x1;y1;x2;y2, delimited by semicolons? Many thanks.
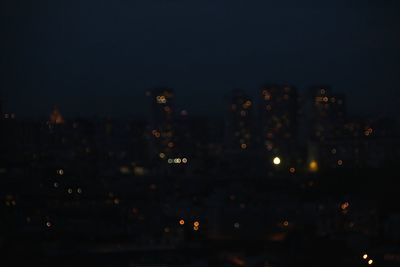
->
241;143;247;149
341;202;349;210
309;160;318;172
363;254;368;259
179;219;185;225
283;220;289;227
368;259;373;265
194;221;200;227
193;226;199;231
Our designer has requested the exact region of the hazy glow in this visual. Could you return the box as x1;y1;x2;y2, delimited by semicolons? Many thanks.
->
309;160;318;172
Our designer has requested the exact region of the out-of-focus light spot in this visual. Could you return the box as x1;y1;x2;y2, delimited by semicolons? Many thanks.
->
156;95;167;104
273;157;281;165
46;222;52;227
159;152;166;159
363;254;368;260
182;158;188;163
179;219;185;226
167;158;173;164
289;167;296;173
234;222;240;229
164;227;170;233
54;182;59;188
120;166;131;174
77;188;82;194
67;188;73;194
193;226;199;231
341;202;350;210
320;89;326;95
309;160;318;172
240;143;247;149
113;198;120;205
194;221;200;227
368;259;373;265
57;169;64;175
331;148;337;154
134;166;145;176
337;159;343;166
283;220;289;227
167;142;174;148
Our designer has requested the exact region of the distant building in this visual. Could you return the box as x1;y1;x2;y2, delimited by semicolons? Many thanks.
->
259;85;298;160
225;89;254;151
308;86;346;141
146;88;178;159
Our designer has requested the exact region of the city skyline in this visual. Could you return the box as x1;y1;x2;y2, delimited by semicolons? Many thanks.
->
1;1;400;118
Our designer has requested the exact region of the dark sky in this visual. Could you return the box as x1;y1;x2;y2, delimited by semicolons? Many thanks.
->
1;0;400;118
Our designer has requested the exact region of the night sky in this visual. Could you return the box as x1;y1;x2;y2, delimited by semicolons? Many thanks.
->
1;1;400;118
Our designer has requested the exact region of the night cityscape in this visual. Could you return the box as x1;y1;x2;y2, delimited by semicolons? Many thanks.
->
1;1;400;267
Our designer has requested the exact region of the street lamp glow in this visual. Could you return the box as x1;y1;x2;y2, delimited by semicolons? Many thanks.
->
273;157;281;165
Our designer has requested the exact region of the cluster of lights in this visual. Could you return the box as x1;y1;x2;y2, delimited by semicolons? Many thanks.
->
67;188;83;194
178;219;200;231
362;254;374;265
340;201;350;214
156;95;167;104
364;127;373;137
193;221;200;231
3;113;16;119
151;130;161;138
167;157;188;164
5;195;16;207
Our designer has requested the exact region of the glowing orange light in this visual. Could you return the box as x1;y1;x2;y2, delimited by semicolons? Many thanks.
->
179;219;185;225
